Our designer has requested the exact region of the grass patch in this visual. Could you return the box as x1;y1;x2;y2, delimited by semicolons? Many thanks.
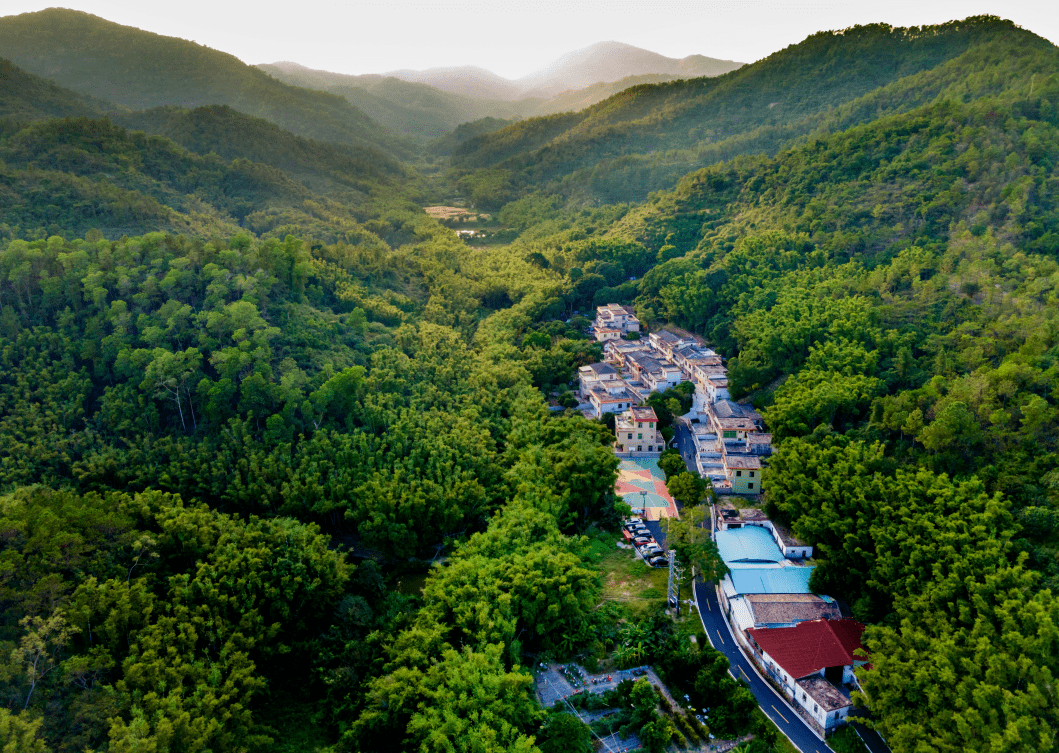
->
829;725;870;753
598;539;669;605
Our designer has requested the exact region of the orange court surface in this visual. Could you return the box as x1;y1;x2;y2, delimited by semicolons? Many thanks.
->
615;458;679;520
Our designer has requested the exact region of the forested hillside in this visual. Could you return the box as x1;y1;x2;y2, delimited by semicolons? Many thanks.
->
451;17;1054;208
256;64;532;143
0;57;110;123
0;115;413;242
0;10;1058;753
0;9;412;158
482;38;1059;748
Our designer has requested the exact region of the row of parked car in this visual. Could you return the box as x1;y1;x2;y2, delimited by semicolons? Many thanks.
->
624;518;668;568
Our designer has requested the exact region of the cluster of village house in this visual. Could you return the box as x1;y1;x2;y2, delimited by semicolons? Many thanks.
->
714;508;867;734
579;304;772;494
583;305;865;735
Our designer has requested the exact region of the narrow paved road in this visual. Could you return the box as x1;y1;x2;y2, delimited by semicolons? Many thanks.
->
694;581;831;753
672;420;698;475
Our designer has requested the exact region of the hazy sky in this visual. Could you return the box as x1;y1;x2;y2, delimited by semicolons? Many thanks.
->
3;1;1057;78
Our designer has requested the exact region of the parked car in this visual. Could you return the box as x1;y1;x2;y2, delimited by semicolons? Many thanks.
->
632;536;654;545
648;556;667;567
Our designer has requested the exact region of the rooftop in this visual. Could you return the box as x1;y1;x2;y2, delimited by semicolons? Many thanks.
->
747;619;867;680
772;522;806;547
728;566;815;595
716;526;785;564
589;388;636;404
797;676;851;712
713;400;762;420
725;456;763;470
651;330;682;344
599;303;637;315
745;594;841;626
715;417;761;431
630;406;659;422
580;362;617;376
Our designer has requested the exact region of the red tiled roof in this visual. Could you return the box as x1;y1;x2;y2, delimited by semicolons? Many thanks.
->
747;619;866;680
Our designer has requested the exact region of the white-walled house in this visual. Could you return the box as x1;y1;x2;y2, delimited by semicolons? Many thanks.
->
578;362;619;399
594;304;640;336
744;619;867;733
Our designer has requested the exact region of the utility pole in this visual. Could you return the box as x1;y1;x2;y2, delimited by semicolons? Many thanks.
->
667;549;678;616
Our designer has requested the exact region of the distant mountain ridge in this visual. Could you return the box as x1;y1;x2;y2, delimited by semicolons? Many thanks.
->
0;8;413;158
514;41;743;97
449;16;1055;209
379;41;743;100
259;44;743;143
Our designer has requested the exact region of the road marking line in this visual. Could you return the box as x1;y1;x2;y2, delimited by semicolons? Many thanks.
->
771;705;790;724
716;629;724;645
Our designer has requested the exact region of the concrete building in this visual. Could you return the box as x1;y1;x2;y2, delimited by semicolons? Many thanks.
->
578;362;619;399
586;384;637;418
724;455;762;494
715;507;812;559
770;522;812;559
744;619;867;732
594;304;640;338
731;594;842;631
595;327;622;343
614;406;664;455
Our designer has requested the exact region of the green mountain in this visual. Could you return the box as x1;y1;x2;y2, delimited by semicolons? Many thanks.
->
3;12;1059;753
0;56;111;122
258;63;534;142
0;112;414;243
114;105;406;192
259;46;742;144
452;16;1055;209
513;41;742;97
0;8;413;157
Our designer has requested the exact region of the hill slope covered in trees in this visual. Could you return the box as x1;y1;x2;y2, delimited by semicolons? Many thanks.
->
0;8;413;158
0;11;1058;753
451;17;1054;208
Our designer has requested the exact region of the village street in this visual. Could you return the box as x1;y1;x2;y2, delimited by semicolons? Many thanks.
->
693;582;830;753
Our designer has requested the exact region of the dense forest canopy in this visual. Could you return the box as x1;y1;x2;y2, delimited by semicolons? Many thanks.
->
0;11;1058;753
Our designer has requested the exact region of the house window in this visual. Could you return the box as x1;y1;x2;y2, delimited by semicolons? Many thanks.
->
749;471;755;478
637;422;642;428
637;446;642;452
638;433;642;439
814;704;818;713
723;430;736;438
736;470;742;477
748;483;754;490
647;445;653;452
628;433;633;439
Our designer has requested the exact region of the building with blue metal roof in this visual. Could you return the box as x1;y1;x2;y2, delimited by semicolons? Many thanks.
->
716;526;785;564
723;566;815;596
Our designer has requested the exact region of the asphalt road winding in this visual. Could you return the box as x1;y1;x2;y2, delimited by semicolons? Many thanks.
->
693;581;831;753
